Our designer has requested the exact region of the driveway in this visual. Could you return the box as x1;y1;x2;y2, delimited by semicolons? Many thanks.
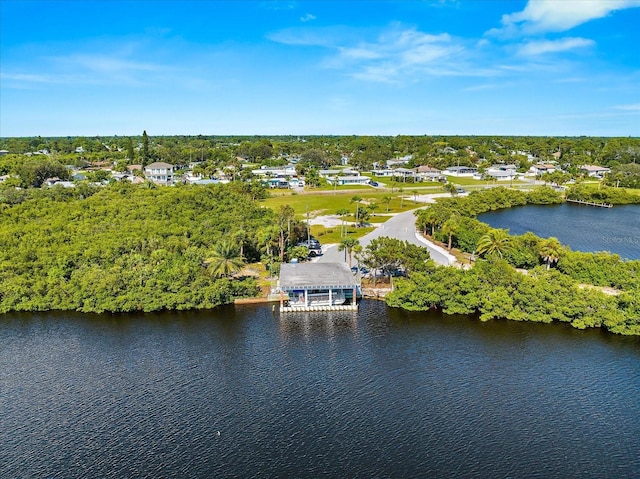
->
315;208;455;266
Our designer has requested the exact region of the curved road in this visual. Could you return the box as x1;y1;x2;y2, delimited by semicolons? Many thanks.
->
316;208;455;266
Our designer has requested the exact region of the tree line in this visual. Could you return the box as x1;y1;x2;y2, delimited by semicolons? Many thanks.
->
0;182;312;313
397;187;640;334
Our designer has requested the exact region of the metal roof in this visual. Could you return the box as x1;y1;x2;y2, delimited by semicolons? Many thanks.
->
279;262;359;291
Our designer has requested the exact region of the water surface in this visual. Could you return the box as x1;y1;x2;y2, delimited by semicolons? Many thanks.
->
1;302;639;478
479;203;640;259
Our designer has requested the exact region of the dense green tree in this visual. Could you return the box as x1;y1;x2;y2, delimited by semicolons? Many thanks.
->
17;158;69;187
538;237;564;270
141;130;150;167
476;229;512;258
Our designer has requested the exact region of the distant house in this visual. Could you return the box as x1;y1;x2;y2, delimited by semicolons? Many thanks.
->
325;176;371;186
318;169;341;178
0;150;9;156
386;155;412;167
371;169;396;177
144;162;175;185
251;165;296;177
529;164;556;175
392;167;417;181
579;165;611;178
483;169;519;181
480;164;519;181
416;166;444;182
444;166;477;177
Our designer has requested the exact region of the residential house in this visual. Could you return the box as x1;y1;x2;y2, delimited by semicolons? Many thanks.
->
325;176;372;186
529;164;556;175
386;155;412;168
144;162;175;185
444;166;478;177
579;165;611;178
319;169;341;178
416;166;443;181
371;169;396;177
392;167;417;182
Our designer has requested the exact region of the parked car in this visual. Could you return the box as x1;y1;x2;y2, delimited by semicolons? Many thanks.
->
370;181;379;187
297;240;322;257
456;187;467;194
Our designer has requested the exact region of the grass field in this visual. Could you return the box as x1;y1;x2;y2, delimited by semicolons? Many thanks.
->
261;190;429;218
310;224;376;243
443;175;529;187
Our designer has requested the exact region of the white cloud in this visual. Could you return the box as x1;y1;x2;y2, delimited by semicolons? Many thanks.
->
270;23;509;83
517;37;595;56
300;13;316;22
490;0;640;36
53;54;161;74
615;103;640;111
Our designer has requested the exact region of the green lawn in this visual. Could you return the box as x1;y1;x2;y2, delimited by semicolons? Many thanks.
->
261;190;426;218
310;224;376;244
443;175;529;187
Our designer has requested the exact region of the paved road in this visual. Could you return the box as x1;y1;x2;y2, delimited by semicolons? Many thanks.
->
316;208;454;266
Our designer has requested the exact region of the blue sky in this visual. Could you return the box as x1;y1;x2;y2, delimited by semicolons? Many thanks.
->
1;0;639;137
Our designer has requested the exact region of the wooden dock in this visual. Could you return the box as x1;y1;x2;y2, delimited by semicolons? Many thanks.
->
280;304;358;313
566;199;612;208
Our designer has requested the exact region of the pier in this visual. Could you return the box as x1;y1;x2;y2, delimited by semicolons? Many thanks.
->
566;199;612;208
278;262;360;313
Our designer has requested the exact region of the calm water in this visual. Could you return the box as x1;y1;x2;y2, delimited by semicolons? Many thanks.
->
479;204;640;260
1;301;639;478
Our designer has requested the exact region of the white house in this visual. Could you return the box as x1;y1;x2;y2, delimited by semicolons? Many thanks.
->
144;162;175;185
325;176;371;186
251;165;297;177
444;166;478;177
319;169;341;178
529;164;556;175
392;167;417;181
579;165;611;178
416;166;443;181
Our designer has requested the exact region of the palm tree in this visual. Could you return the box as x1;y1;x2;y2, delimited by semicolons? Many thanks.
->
476;229;512;258
382;195;392;212
336;208;350;237
338;237;359;268
205;241;245;278
444;182;458;196
441;215;460;251
368;202;379;217
350;195;362;226
231;228;248;259
398;187;405;208
539;237;563;270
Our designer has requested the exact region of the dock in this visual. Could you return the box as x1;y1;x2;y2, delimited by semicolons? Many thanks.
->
278;262;360;313
566;199;612;208
280;304;358;313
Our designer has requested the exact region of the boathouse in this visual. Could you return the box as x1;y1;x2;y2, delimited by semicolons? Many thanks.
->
278;262;360;312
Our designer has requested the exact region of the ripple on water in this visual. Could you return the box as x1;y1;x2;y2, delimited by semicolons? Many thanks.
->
1;303;639;478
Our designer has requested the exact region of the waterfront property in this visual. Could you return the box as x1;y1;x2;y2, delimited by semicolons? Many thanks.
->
278;262;359;312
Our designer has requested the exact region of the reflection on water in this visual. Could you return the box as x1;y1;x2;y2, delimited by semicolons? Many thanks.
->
1;301;639;479
279;310;359;341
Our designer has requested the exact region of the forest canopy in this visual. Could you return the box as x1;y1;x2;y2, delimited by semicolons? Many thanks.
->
0;183;279;313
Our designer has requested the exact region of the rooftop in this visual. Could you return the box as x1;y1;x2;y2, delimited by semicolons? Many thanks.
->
279;262;359;291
